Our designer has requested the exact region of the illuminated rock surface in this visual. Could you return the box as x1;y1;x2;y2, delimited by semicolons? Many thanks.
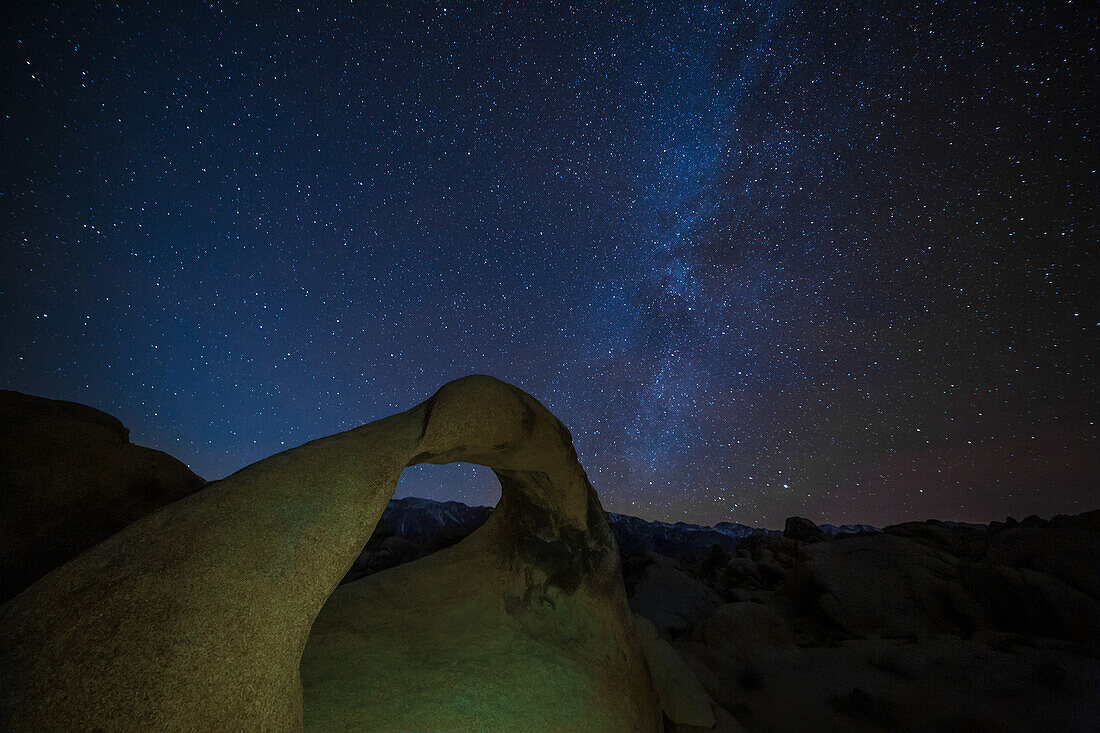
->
303;375;661;730
0;376;661;731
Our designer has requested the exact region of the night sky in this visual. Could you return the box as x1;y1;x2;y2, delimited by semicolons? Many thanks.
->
2;2;1096;527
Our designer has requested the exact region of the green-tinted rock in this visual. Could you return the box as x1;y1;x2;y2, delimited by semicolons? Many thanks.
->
0;376;660;731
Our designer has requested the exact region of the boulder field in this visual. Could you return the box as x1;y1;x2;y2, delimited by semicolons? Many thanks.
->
347;502;1100;731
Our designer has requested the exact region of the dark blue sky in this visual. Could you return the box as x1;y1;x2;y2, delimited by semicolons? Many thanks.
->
2;2;1095;526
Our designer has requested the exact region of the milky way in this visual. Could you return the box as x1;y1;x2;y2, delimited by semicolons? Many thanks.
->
2;2;1095;525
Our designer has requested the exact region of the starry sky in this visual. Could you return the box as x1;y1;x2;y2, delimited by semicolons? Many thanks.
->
2;2;1096;527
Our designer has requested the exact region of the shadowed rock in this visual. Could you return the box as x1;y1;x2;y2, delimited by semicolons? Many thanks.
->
783;515;825;543
633;615;716;729
694;602;794;662
0;376;660;731
340;497;493;584
0;390;205;603
628;552;722;638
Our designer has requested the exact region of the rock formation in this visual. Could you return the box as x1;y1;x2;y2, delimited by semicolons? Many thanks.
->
782;515;825;543
301;376;662;730
0;390;205;603
340;496;493;584
304;497;1100;730
626;512;1100;731
0;376;661;731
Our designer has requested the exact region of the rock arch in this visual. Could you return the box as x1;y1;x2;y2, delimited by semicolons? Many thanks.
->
0;376;660;731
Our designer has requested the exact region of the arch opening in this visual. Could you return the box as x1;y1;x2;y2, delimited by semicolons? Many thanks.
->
394;461;500;508
342;462;500;585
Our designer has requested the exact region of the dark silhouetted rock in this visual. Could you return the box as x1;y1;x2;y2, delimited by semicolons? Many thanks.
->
694;602;794;661
783;515;826;542
830;687;901;729
627;553;722;638
634;615;716;729
1049;509;1100;533
0;390;205;603
788;533;960;638
884;519;989;560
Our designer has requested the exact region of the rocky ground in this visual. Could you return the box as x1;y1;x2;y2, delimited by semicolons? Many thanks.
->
3;389;1097;731
356;498;1100;732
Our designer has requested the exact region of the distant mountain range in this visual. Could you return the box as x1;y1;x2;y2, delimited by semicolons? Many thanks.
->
372;497;493;545
381;495;883;537
345;496;886;582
